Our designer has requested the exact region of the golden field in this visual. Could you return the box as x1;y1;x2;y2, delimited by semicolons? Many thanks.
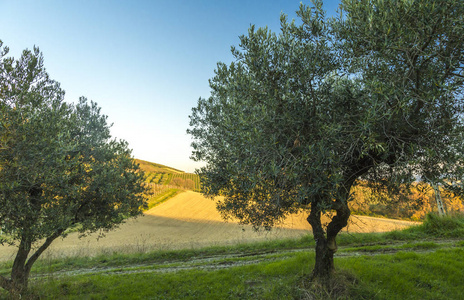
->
0;191;418;261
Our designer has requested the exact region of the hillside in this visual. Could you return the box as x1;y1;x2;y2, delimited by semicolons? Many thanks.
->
134;159;464;221
135;159;184;174
135;159;201;193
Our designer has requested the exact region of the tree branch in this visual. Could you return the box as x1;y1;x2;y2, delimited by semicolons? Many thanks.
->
307;199;325;243
24;229;64;273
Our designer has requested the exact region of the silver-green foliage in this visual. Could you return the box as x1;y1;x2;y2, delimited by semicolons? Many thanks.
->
0;41;148;293
188;0;464;277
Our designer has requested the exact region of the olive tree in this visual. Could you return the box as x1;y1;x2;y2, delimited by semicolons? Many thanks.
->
0;41;148;295
188;0;464;279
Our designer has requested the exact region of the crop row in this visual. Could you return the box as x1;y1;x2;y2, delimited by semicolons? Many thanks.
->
146;183;178;197
144;172;173;185
144;172;200;191
170;173;201;191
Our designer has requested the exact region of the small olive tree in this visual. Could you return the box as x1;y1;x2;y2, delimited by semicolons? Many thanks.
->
0;41;149;295
188;0;464;279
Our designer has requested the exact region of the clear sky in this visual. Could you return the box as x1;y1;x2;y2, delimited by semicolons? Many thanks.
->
0;0;340;172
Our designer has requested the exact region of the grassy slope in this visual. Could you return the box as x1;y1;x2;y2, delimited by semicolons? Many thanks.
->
136;159;201;209
1;214;463;299
136;159;201;191
145;188;182;210
135;159;184;174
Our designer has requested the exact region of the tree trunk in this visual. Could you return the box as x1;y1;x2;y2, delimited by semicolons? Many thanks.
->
307;183;352;279
0;230;63;296
307;206;335;278
9;237;32;295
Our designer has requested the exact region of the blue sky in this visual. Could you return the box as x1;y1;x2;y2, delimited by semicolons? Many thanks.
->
1;0;340;172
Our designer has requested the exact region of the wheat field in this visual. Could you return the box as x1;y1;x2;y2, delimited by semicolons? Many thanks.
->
0;191;418;261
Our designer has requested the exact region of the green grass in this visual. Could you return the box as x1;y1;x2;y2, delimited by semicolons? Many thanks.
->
1;213;463;299
340;248;464;300
28;257;305;299
0;235;315;276
145;188;182;210
10;247;463;300
336;213;464;247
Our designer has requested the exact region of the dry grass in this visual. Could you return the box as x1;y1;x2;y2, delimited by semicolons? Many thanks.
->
298;270;358;300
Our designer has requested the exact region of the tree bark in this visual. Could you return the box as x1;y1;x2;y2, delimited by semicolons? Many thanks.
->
307;181;353;279
24;230;63;273
307;205;335;278
9;237;32;295
1;230;64;296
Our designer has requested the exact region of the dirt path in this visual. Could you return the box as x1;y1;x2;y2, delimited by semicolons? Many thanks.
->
30;239;462;280
0;191;419;261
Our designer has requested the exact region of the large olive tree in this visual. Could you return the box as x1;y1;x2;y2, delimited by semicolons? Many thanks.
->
188;0;464;279
0;41;148;295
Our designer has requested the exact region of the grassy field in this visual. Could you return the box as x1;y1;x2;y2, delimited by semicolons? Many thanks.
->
0;214;462;299
2;191;415;263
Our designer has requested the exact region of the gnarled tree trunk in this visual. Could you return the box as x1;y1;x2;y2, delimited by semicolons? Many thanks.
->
307;183;352;279
307;207;335;278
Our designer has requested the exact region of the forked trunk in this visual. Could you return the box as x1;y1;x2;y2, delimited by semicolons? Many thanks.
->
307;207;336;278
0;230;63;297
308;190;351;279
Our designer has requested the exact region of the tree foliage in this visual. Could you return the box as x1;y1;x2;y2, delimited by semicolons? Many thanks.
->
188;0;464;278
0;41;148;295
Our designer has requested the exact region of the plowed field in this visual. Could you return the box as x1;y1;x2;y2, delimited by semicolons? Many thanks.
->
0;191;419;261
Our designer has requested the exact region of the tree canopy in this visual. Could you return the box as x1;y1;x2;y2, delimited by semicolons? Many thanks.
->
188;0;464;278
0;41;148;295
